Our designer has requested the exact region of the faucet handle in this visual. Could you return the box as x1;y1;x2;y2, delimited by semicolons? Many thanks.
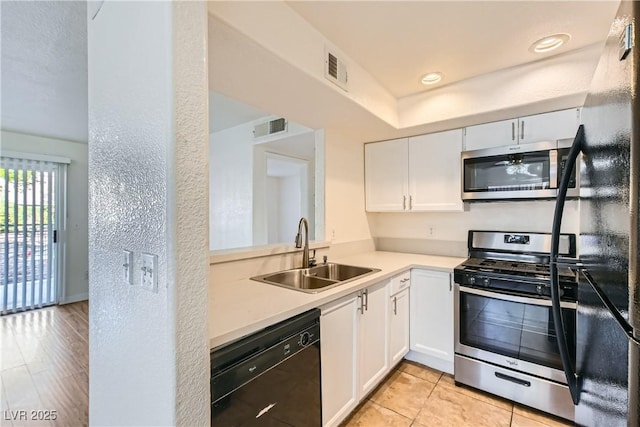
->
308;249;317;267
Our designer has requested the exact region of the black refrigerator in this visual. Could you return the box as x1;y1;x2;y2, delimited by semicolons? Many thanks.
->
550;1;639;426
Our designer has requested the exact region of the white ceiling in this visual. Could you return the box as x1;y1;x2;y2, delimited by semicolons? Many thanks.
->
1;1;87;142
0;1;621;142
287;1;620;98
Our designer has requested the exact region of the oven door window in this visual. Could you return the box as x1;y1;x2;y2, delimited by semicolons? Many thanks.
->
464;151;551;193
459;291;575;371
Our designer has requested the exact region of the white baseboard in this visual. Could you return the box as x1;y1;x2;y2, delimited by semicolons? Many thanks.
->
405;350;454;375
59;293;88;305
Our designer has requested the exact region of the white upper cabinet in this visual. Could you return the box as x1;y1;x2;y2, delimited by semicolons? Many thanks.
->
365;130;464;212
364;138;408;212
463;118;518;151
517;108;581;145
408;129;464;212
463;108;581;151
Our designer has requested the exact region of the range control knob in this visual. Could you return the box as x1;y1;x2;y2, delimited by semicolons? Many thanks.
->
468;276;476;285
482;278;490;287
300;332;311;347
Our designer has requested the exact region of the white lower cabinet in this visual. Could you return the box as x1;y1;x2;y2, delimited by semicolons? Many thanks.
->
320;294;359;427
389;287;410;366
357;281;389;397
320;280;389;427
407;269;455;374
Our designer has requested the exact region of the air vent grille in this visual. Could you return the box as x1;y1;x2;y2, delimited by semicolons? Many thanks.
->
328;53;338;79
254;118;288;138
269;118;286;134
324;48;348;91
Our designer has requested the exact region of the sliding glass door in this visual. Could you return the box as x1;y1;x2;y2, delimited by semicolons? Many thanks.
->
0;156;65;314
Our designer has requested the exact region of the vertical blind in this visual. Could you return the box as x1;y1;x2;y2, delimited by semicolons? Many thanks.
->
1;156;60;314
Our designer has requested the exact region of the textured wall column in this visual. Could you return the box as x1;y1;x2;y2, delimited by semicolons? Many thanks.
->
172;1;210;425
88;1;209;425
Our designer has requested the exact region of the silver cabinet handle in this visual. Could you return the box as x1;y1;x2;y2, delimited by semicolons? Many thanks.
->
449;274;453;292
403;195;406;210
409;195;413;210
511;122;515;141
520;121;525;140
363;289;369;311
393;296;397;315
357;292;364;314
400;278;409;283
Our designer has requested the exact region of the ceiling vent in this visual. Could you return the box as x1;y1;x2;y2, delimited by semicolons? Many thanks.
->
254;118;288;138
324;48;348;91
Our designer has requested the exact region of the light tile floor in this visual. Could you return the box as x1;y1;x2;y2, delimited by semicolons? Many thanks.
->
341;360;573;427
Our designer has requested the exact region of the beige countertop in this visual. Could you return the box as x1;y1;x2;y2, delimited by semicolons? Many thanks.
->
209;251;465;349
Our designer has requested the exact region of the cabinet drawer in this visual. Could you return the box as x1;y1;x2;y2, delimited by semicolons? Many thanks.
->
390;271;411;295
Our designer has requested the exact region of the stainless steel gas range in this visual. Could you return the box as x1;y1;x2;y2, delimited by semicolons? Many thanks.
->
453;230;577;422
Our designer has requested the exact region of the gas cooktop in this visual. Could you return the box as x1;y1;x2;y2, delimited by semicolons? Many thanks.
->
460;257;576;279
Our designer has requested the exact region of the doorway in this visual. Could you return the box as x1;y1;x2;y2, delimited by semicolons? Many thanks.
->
265;153;310;244
0;155;66;314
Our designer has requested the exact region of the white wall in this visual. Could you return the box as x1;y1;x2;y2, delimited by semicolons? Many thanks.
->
210;120;317;250
0;130;88;303
88;2;209;425
278;174;302;243
369;200;580;256
207;1;398;128
324;128;372;244
209;124;254;250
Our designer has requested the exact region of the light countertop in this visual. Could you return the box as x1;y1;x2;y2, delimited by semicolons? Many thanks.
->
209;251;465;349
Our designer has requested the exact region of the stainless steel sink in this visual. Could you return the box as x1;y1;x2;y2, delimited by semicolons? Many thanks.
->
251;263;381;293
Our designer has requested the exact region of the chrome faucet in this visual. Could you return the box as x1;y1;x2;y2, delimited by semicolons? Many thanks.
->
295;217;310;268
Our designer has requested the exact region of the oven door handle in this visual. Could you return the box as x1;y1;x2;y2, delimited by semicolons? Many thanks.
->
458;285;576;309
550;124;583;405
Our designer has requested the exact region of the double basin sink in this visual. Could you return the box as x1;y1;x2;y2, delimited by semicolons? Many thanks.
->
251;262;381;293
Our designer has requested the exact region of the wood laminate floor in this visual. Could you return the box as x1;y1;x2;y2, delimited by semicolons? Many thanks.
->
1;303;573;427
1;301;88;427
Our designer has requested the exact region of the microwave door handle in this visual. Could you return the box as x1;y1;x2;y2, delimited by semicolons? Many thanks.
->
549;149;558;189
550;124;584;405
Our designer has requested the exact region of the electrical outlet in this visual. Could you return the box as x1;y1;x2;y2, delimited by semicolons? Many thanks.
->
123;250;133;285
140;252;158;293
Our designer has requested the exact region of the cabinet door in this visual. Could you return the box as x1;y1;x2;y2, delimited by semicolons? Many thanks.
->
321;296;359;427
408;129;464;211
389;288;410;367
518;108;581;145
463;119;518;151
358;282;389;398
409;269;454;374
364;139;408;212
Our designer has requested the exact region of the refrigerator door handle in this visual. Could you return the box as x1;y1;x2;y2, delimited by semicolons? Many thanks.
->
581;270;640;347
550;124;584;405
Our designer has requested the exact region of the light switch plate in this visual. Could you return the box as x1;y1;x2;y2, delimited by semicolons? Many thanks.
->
140;252;158;293
123;250;134;285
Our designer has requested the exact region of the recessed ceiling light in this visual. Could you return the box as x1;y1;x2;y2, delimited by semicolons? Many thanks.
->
530;33;571;53
421;72;443;85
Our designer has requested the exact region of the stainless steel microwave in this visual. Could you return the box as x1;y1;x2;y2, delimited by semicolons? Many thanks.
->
461;140;579;201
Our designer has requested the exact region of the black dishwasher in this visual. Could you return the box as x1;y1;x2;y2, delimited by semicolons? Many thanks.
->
211;309;321;426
